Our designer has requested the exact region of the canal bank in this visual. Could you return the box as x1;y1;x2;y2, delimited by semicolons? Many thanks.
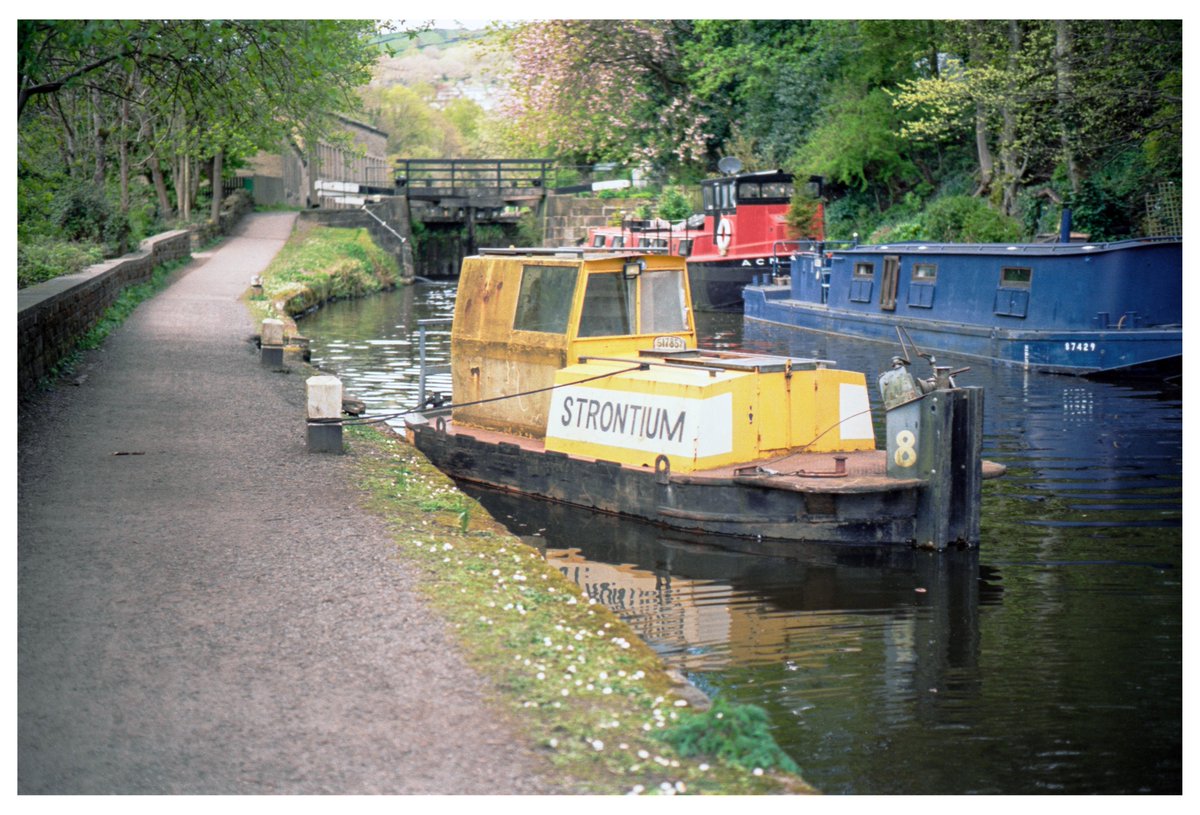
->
17;211;811;794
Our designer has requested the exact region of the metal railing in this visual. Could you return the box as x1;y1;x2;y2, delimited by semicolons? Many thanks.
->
395;159;553;197
416;318;453;410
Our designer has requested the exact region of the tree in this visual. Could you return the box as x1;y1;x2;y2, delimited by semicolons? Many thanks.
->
493;20;709;169
18;20;385;222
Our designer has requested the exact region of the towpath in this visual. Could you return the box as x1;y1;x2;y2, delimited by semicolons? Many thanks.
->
17;212;552;794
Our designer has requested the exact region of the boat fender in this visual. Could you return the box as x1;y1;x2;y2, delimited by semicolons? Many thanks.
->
655;454;672;485
715;218;732;255
435;416;447;433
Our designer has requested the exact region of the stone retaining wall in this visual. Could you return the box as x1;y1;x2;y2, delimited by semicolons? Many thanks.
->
16;190;254;395
542;194;652;247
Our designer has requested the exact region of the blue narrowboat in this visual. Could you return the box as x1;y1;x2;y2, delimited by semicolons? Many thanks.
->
743;236;1182;376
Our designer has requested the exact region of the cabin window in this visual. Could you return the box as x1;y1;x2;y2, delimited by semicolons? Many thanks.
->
761;182;793;199
578;272;635;337
738;183;761;199
513;265;578;334
1000;266;1032;288
718;183;734;210
850;261;875;303
912;263;937;281
591;234;606;248
612;236;625;248
677;239;693;257
639;270;688;334
702;185;715;212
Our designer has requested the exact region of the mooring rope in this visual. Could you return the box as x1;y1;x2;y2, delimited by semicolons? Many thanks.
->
335;362;647;428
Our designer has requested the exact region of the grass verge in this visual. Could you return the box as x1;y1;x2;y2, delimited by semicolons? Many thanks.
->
251;224;401;319
344;421;815;795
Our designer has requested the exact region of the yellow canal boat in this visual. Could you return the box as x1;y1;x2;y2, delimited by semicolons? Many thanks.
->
405;248;1003;549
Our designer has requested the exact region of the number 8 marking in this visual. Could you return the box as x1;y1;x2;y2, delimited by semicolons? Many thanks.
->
894;429;917;468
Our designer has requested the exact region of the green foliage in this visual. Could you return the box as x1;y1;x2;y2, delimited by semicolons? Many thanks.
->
657;188;693;221
51;185;132;254
785;194;822;237
658;698;800;775
17;239;105;289
874;195;1022;243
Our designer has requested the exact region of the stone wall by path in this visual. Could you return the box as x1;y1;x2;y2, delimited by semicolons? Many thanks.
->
16;191;254;396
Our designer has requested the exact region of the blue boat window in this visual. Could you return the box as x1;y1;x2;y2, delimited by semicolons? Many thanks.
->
514;265;578;334
912;263;937;281
578;272;635;337
850;262;875;303
1001;266;1032;288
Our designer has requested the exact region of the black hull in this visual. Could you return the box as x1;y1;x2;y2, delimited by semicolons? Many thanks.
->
408;422;926;547
687;258;774;312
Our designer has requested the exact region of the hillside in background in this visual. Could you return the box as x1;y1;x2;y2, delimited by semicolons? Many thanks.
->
371;27;509;111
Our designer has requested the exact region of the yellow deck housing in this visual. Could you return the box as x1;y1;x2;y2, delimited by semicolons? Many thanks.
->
451;252;697;438
543;355;876;473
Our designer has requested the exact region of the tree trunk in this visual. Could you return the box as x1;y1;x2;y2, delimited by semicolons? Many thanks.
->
90;86;107;187
999;21;1024;216
968;22;995;197
119;95;130;212
210;149;224;222
150;154;173;219
1054;20;1081;193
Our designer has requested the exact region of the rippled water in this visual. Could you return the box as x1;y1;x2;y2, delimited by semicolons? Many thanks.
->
302;285;1182;794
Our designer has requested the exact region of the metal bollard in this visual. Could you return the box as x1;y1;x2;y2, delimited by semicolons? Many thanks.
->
306;375;344;453
261;318;284;367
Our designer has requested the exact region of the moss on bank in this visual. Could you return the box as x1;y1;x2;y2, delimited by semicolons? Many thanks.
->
344;422;815;795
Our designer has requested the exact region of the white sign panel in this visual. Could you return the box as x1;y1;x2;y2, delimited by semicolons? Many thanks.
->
315;180;360;193
839;383;875;441
548;386;732;459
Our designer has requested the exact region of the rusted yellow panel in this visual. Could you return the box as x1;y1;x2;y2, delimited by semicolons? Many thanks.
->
450;253;697;438
787;369;876;453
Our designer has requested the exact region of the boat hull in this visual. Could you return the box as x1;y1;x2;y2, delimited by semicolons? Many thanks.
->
408;420;927;546
687;257;777;312
745;286;1181;375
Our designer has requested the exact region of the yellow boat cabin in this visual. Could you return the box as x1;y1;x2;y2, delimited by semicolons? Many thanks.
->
449;249;876;474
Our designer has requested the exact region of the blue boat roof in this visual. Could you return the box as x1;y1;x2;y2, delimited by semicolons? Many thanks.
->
838;236;1180;257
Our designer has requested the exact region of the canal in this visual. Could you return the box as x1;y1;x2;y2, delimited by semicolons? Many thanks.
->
300;282;1182;794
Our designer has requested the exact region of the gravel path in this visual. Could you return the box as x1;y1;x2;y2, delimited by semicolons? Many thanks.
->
17;212;553;794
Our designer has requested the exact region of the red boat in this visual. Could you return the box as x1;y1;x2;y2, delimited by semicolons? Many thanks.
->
587;168;824;311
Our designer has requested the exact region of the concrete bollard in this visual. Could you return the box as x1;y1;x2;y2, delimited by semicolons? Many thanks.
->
261;318;285;367
306;375;344;454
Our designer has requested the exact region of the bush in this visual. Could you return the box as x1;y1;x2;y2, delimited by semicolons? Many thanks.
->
17;239;105;289
51;185;132;254
657;187;693;222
